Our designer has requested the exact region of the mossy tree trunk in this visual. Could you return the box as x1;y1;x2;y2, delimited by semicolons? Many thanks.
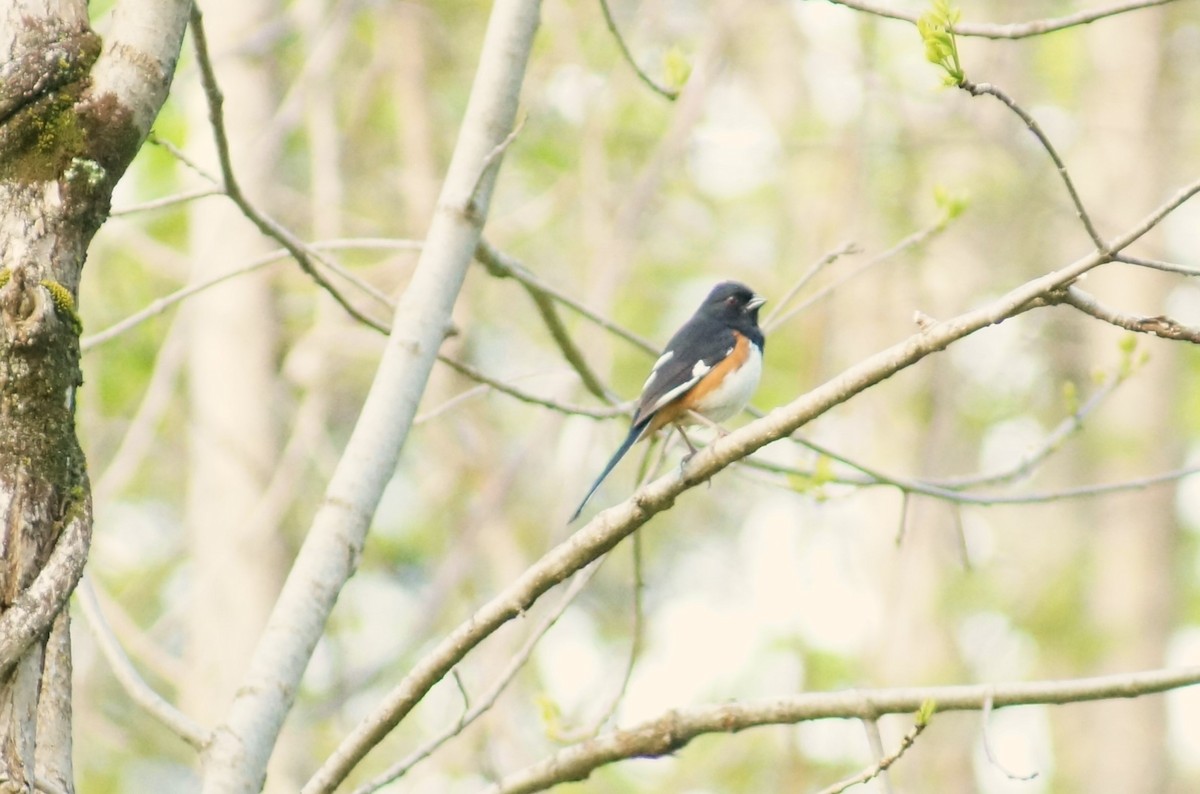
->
0;1;190;789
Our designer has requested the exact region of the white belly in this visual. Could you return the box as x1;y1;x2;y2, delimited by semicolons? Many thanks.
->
693;344;762;422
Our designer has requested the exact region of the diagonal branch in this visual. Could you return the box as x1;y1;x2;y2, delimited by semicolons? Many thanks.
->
476;242;616;402
961;80;1106;251
1057;285;1200;343
351;559;607;793
476;238;659;354
190;4;388;333
201;0;544;789
77;578;209;750
598;0;679;100
306;173;1200;792
0;505;91;683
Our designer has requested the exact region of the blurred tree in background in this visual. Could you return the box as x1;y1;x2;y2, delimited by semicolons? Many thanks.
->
5;0;1200;792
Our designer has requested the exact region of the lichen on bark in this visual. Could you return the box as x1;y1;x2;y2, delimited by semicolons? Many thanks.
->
0;268;86;604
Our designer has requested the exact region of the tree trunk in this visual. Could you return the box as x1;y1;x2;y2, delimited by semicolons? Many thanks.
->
0;0;189;789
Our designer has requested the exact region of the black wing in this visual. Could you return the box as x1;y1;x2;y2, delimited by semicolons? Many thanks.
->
632;316;736;427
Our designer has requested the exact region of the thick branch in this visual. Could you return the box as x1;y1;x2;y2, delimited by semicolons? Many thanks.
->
307;174;1200;791
201;0;543;791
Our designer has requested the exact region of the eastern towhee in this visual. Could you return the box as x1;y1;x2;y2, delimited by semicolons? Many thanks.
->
569;280;766;521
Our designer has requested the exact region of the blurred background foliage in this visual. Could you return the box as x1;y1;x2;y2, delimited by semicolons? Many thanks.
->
75;0;1200;791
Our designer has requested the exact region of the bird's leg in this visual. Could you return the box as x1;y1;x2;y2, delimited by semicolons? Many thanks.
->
675;423;699;458
686;409;729;436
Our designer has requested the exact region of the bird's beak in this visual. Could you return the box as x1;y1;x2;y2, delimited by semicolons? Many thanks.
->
747;295;766;311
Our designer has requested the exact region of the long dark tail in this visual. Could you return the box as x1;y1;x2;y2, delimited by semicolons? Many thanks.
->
569;423;644;522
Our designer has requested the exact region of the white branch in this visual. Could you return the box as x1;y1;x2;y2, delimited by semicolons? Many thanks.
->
198;0;543;790
89;0;191;142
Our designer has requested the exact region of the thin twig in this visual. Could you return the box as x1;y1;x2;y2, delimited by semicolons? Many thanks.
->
824;0;1177;40
980;691;1038;781
961;80;1106;251
147;132;220;184
766;217;947;332
1058;285;1200;343
81;238;417;351
766;360;1127;495
598;0;679;100
566;529;646;739
1114;253;1200;277
894;490;911;545
77;578;210;750
352;560;608;793
813;718;928;794
436;354;629;419
929;362;1129;489
190;5;387;331
757;440;1200;506
475;238;659;355
862;719;894;794
476;242;616;402
110;186;222;216
466;114;527;213
761;240;860;330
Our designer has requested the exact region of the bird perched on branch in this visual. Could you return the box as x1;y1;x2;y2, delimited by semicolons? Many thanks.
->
570;280;766;521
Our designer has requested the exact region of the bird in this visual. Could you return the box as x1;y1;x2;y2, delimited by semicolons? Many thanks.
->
569;280;766;522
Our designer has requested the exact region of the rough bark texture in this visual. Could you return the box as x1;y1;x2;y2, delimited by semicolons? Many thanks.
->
0;265;86;792
0;0;189;789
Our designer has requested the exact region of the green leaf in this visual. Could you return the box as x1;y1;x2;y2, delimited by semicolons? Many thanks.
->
663;46;692;91
933;184;969;225
1061;380;1079;415
917;1;965;85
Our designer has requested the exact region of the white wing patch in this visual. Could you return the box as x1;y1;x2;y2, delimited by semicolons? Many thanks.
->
646;349;725;414
642;350;674;391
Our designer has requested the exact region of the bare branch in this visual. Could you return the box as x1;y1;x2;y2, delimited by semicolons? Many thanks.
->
352;560;606;793
476;242;617;402
928;363;1128;489
758;438;1200;506
190;5;388;333
205;0;544;787
486;665;1198;793
436;355;628;419
306;184;1147;791
961;80;1106;251
476;239;659;355
110;187;222;216
813;717;927;794
824;0;1177;40
980;691;1038;781
1114;253;1200;277
81;238;418;351
766;216;949;332
598;0;679;100
77;578;209;750
761;240;860;331
1058;285;1200;343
